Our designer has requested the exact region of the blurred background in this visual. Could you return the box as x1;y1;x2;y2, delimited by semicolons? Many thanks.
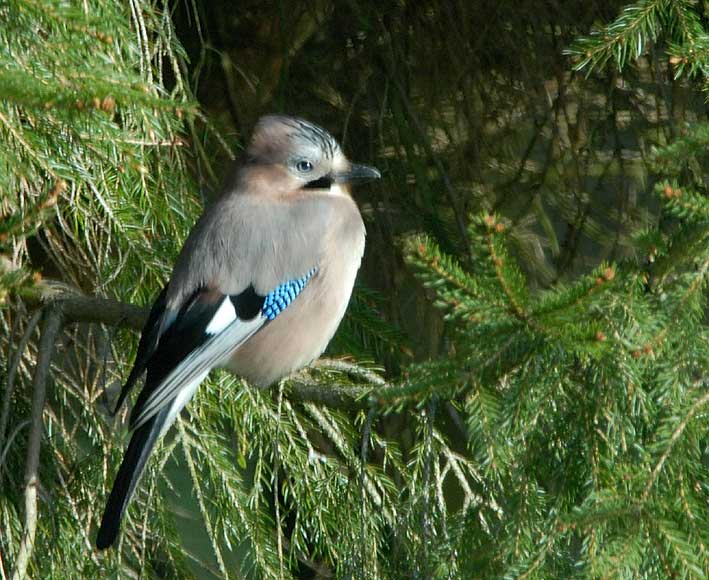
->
1;1;707;578
172;0;705;361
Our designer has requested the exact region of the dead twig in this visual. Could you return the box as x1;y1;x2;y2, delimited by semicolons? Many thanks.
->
0;310;42;469
11;307;62;580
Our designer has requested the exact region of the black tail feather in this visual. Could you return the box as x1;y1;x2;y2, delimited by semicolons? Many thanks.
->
96;408;168;549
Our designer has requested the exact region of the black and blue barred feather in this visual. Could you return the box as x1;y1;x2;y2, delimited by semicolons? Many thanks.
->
262;268;317;320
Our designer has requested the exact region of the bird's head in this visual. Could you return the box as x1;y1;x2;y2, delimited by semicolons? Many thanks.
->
245;115;380;196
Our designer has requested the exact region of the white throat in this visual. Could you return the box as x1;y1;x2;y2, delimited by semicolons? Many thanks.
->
328;183;349;197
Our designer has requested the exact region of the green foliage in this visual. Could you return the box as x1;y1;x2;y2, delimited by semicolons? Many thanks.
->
0;0;213;576
0;0;200;302
401;183;707;576
1;0;708;579
566;0;709;79
391;4;709;569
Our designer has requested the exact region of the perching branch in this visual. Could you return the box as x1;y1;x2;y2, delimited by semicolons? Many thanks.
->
0;309;42;472
313;358;387;386
53;295;147;331
30;293;386;410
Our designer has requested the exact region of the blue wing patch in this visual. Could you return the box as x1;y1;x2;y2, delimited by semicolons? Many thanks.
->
262;267;317;320
127;268;318;431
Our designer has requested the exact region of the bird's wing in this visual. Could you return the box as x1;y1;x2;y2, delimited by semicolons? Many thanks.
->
127;284;268;430
127;266;319;430
112;285;173;414
97;274;318;549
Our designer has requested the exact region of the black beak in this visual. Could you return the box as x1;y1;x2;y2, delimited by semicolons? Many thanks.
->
333;163;381;184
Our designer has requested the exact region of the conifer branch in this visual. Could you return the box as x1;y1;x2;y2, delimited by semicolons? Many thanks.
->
484;224;530;324
21;293;384;410
176;419;229;578
642;386;709;501
641;257;709;355
11;308;62;580
566;0;665;72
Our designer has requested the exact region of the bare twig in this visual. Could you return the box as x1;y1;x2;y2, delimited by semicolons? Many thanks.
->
11;308;62;580
0;421;30;478
55;296;147;331
0;310;42;466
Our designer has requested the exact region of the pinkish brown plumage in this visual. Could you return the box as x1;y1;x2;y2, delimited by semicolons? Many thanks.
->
97;115;379;549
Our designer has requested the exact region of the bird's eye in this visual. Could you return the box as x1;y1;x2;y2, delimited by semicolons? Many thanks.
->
296;160;314;173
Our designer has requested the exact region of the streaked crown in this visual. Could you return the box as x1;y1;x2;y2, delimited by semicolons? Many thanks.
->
246;114;380;191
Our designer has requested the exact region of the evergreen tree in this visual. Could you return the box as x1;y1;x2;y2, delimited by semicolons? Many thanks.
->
0;0;707;578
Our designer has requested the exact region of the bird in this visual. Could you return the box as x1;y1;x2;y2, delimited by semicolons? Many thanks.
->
96;114;380;549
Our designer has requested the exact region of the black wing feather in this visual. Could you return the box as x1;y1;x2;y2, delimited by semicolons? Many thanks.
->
98;285;267;549
113;286;170;414
128;288;225;428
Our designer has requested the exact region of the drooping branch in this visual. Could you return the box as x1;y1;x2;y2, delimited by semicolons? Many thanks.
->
11;308;62;580
6;291;387;576
0;309;42;469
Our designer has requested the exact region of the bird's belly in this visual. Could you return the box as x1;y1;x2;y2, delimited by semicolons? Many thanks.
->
223;258;359;387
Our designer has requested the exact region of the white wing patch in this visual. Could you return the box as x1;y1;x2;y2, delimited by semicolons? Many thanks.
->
206;298;237;335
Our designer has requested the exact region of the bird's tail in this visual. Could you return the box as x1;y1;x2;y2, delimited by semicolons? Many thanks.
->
96;407;168;550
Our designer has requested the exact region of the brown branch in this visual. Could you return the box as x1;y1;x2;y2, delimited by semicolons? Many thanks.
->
37;294;385;410
56;295;147;331
0;309;42;470
11;308;62;580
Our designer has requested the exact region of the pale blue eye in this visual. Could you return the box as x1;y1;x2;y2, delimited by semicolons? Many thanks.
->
296;160;314;173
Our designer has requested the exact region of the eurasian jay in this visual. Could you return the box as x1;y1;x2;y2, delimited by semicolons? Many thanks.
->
96;115;380;549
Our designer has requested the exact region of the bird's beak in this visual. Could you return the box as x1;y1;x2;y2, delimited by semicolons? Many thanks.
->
333;163;381;184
